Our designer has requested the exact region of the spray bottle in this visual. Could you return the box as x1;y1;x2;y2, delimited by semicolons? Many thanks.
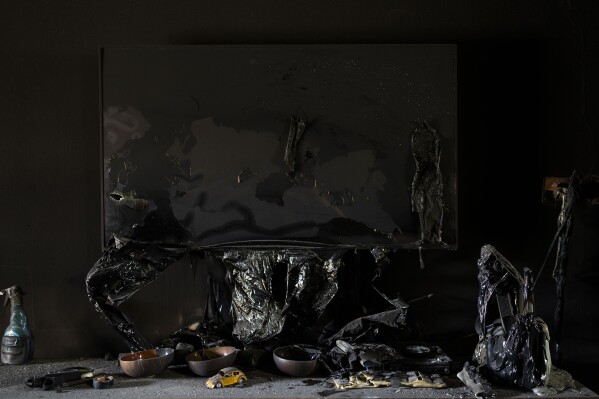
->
1;286;33;364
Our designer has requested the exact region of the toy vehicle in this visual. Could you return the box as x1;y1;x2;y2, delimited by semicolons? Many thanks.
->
205;367;247;388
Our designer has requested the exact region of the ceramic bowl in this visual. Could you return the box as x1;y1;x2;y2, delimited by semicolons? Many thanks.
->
185;346;238;377
119;348;174;378
92;375;114;389
273;346;319;377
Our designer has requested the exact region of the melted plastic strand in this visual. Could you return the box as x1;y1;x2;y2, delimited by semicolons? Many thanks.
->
418;246;425;269
368;247;410;310
550;173;578;363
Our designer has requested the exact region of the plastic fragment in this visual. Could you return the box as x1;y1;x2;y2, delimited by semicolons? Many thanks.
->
399;371;446;388
334;371;391;389
457;362;494;398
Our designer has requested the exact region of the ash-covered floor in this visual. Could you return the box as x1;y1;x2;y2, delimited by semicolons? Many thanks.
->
0;358;597;399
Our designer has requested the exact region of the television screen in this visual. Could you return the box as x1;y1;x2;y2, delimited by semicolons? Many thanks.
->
101;45;456;248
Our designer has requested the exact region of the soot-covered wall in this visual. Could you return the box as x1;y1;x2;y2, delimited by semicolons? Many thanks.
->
1;0;597;390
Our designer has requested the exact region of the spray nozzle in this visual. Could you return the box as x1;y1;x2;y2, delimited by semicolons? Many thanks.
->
0;290;9;307
0;286;25;307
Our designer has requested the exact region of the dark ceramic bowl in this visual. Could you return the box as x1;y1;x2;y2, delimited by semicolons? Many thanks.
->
273;346;319;377
92;375;114;389
186;346;238;377
119;348;174;378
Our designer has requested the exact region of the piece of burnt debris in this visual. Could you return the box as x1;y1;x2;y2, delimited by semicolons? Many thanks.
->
411;121;445;247
532;366;579;396
459;245;552;396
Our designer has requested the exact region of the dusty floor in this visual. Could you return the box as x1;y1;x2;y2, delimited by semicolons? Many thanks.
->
0;358;596;399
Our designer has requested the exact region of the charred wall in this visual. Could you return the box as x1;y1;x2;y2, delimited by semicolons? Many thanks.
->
0;0;597;391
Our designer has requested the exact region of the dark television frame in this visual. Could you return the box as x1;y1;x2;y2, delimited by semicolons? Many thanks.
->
99;44;457;250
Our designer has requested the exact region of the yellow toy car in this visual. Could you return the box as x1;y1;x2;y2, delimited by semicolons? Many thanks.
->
205;367;247;388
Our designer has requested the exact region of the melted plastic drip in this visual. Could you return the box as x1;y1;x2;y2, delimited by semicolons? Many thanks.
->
284;116;307;174
411;121;445;246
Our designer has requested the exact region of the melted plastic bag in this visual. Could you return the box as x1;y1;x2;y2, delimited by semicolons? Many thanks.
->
333;340;402;371
86;237;186;351
325;307;407;345
203;252;234;332
471;245;551;391
220;249;344;345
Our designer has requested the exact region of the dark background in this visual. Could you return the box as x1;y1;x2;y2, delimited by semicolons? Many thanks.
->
1;0;597;391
